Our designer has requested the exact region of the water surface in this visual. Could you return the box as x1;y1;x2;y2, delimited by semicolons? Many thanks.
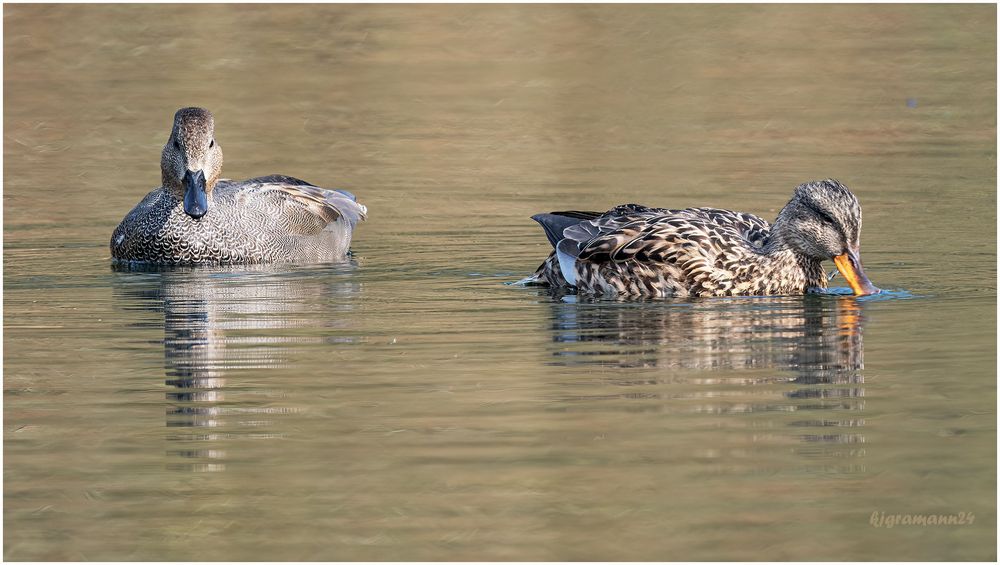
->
4;4;996;561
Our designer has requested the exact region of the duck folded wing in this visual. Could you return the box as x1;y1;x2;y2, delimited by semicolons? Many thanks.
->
574;207;770;264
275;184;368;226
235;177;367;235
532;205;658;250
559;206;663;261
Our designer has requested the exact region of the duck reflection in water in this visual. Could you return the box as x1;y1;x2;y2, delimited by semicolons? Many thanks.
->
114;264;360;472
544;294;868;463
547;294;864;373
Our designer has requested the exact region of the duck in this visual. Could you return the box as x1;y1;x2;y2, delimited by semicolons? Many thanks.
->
111;107;366;266
526;179;880;297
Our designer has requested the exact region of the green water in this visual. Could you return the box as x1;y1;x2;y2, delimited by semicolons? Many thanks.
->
4;4;996;560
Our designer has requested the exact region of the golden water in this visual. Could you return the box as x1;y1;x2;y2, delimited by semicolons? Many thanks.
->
4;4;996;560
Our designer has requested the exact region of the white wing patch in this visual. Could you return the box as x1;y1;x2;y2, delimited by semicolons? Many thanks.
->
556;239;578;286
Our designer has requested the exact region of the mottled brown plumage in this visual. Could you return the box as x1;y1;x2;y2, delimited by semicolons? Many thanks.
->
527;180;879;298
111;107;366;266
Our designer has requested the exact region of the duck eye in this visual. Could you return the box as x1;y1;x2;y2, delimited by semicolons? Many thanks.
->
209;139;215;148
802;200;837;227
814;208;837;226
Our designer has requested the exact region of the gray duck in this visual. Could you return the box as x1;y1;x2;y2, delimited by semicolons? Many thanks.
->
527;179;879;297
111;107;366;266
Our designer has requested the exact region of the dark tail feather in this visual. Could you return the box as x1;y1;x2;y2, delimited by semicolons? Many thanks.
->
531;211;602;249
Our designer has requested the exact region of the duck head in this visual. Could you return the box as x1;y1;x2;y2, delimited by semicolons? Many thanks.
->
161;107;223;219
772;179;880;296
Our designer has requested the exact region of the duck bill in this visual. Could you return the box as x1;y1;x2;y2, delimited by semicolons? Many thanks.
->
833;250;880;296
182;169;208;219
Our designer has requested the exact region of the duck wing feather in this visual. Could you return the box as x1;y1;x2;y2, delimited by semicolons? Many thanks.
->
561;206;772;295
217;176;368;236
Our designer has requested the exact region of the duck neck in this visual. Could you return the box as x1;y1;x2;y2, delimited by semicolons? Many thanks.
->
762;226;828;290
762;222;794;255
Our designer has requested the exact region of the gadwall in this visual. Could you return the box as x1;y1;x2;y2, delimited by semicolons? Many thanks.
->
111;107;366;265
526;179;879;297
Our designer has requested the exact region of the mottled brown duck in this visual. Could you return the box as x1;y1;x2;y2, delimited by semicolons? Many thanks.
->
527;179;879;298
111;107;366;266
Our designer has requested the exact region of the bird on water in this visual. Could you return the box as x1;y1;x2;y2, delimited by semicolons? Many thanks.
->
527;179;880;298
111;107;366;266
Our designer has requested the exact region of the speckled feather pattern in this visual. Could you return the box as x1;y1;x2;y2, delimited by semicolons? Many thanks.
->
533;203;828;298
111;176;366;265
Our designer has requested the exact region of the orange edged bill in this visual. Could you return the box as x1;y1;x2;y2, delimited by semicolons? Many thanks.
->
833;249;880;296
